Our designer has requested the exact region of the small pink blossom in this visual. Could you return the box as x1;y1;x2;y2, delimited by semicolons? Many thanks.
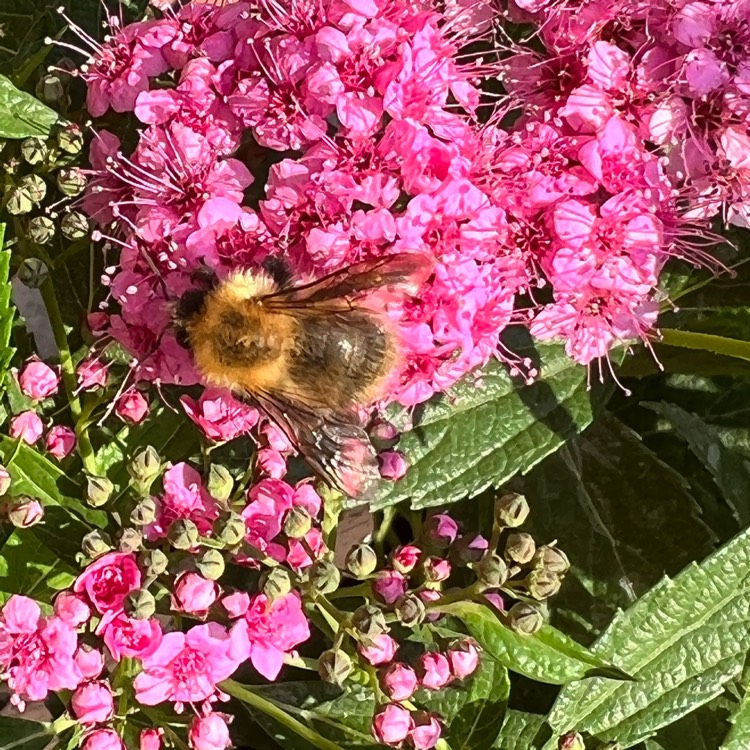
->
373;570;408;605
189;712;232;750
426;513;458;547
359;633;398;666
75;646;105;680
82;729;125;750
372;704;414;746
392;545;421;574
418;651;452;690
74;552;142;615
423;556;451;582
115;390;150;423
77;359;109;390
222;591;250;619
382;663;419;701
19;360;59;400
448;639;481;679
54;592;91;628
71;681;115;724
379;451;408;480
257;448;287;479
9;411;43;445
140;729;164;750
100;612;163;661
173;572;220;617
181;389;259;442
6;498;44;528
411;713;442;750
45;425;76;459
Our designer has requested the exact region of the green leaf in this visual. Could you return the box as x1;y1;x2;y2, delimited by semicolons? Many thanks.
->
545;526;750;748
722;671;750;749
433;601;628;685
418;656;510;750
0;716;55;750
494;711;550;750
0;226;15;378
659;329;750;363
0;75;58;138
373;336;609;510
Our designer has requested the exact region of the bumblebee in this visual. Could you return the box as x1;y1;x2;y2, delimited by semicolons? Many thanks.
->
174;254;429;497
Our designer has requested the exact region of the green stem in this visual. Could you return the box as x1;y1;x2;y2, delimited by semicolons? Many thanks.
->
659;328;750;363
327;582;369;600
374;506;396;550
220;679;346;750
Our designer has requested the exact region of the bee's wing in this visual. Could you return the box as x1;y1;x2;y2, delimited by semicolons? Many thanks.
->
261;253;431;309
250;387;381;500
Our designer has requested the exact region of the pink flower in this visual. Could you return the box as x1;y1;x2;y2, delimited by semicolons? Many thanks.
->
140;729;164;750
447;639;480;679
71;681;115;724
45;425;76;459
0;595;82;704
222;591;250;619
241;592;310;680
54;592;91;628
189;712;232;750
115;390;150;423
74;552;142;615
241;479;294;559
257;448;287;479
373;571;408;605
359;634;398;666
9;411;43;445
19;359;58;400
173;573;220;617
77;359;109;390
411;713;442;750
181;389;259;442
372;704;414;746
6;498;44;528
379;451;408;480
100;612;163;661
75;646;105;680
382;663;418;701
134;622;249;705
391;545;421;574
418;651;452;690
82;729;125;750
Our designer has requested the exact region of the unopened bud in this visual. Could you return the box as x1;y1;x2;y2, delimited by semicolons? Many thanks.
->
85;475;113;507
197;549;225;581
37;73;68;108
28;216;55;245
57;123;83;155
454;534;489;564
168;519;199;550
352;604;388;638
57;167;87;197
117;527;143;553
127;446;161;492
130;497;157;526
20;175;47;204
318;649;353;686
308;560;340;595
475;553;508;588
507;602;544;635
216;513;245;547
21;137;48;165
7;497;44;527
140;548;168;577
124;589;156;620
0;465;11;495
262;567;293;601
526;568;562;600
423;556;451;583
17;258;49;289
345;544;377;578
495;493;530;528
6;188;33;215
207;464;233;503
283;505;312;539
505;532;536;565
61;210;89;240
559;732;585;750
394;594;426;627
82;530;112;559
533;545;570;574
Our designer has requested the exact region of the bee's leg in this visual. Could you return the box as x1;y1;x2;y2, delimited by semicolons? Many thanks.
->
262;254;294;288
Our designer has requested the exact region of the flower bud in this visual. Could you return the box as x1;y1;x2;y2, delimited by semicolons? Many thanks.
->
381;662;418;701
475;553;508;588
308;559;340;595
7;497;44;527
127;446;161;493
222;591;250;619
359;633;398;665
36;73;68;109
261;567;293;602
57;167;87;196
318;648;353;686
379;450;407;480
394;593;426;628
139;728;164;750
82;530;112;559
189;713;232;750
505;532;536;565
9;411;43;444
82;729;124;750
391;544;421;575
12;176;47;213
352;604;388;638
345;543;377;578
453;533;489;564
424;513;458;547
130;497;157;526
21;137;48;165
197;549;225;581
412;712;443;750
46;425;76;459
447;639;480;680
418;651;452;690
507;602;544;635
0;465;11;495
71;679;115;724
173;572;218;616
124;589;156;620
57;123;83;155
28;216;55;245
216;513;246;546
61;210;90;240
423;556;451;583
372;704;413;746
168;518;199;550
526;568;562;600
207;464;233;503
373;570;408;605
533;545;570;574
85;475;113;507
115;390;149;424
495;493;530;528
140;548;169;577
117;527;143;554
17;258;49;288
559;732;586;750
283;505;312;539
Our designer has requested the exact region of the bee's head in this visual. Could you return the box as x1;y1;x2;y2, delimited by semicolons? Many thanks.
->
173;289;208;350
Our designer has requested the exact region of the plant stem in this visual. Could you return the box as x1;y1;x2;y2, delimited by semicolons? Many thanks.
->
659;328;750;363
220;679;347;750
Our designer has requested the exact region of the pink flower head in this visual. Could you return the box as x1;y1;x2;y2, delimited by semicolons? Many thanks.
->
134;622;249;705
256;448;288;479
373;570;408;605
9;411;43;445
359;633;398;666
189;712;232;750
379;451;408;480
6;498;44;528
140;729;164;750
100;612;163;661
116;390;150;423
0;595;82;704
411;713;442;750
45;425;76;459
54;592;91;628
241;592;310;680
418;651;452;690
222;591;250;619
74;552;142;615
19;359;59;400
381;662;418;701
82;729;125;750
181;389;259;442
173;572;220;617
391;545;421;574
372;703;414;746
75;646;105;680
71;680;115;724
77;359;109;390
447;639;480;679
241;479;295;558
